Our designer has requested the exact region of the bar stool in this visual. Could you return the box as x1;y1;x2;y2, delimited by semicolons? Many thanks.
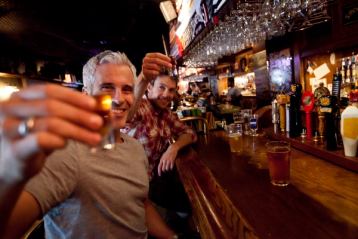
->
180;116;209;135
205;111;215;130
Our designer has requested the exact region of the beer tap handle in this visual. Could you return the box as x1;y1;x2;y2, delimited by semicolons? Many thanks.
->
302;92;314;140
320;96;337;150
318;111;325;139
276;94;288;133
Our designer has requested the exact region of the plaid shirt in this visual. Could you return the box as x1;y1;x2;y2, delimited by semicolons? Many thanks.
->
123;98;197;178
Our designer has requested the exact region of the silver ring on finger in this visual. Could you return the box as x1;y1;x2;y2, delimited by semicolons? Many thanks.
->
18;117;35;137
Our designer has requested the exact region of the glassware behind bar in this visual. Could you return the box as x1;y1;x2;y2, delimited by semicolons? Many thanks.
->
233;111;244;125
91;93;114;153
183;1;330;68
226;123;243;153
241;109;252;135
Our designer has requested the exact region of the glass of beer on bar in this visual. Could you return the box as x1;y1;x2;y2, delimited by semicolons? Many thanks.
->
226;123;243;153
91;93;114;153
266;141;291;186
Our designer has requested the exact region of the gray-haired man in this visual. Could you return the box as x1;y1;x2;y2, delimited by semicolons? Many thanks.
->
0;51;177;238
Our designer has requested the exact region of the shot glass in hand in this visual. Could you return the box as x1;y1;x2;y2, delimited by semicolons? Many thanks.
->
91;93;114;153
266;141;291;186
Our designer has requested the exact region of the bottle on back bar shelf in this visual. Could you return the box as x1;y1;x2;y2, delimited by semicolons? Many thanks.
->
341;58;352;107
355;54;358;87
351;52;356;84
347;58;351;83
341;58;346;82
346;57;351;83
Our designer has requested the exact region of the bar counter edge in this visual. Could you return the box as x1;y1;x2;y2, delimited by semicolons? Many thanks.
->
175;131;358;239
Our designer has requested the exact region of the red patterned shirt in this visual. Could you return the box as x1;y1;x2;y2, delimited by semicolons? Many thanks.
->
122;98;197;178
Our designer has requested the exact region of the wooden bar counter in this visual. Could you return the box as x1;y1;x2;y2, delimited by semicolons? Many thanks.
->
176;131;358;239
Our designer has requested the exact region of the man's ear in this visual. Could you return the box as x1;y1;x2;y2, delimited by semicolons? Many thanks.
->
147;83;153;92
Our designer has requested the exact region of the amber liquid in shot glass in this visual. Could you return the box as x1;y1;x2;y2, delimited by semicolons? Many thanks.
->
91;93;114;152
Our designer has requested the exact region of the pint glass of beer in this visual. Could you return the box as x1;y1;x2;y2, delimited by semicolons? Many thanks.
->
226;123;243;153
266;141;291;186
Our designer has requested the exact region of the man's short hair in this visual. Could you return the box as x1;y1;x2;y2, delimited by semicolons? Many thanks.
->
82;50;137;94
151;74;178;86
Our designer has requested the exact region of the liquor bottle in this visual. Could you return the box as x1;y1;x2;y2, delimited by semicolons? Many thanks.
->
341;57;352;104
341;58;346;82
347;58;351;83
289;83;302;138
345;57;351;83
351;52;356;84
340;91;358;157
320;96;338;150
355;54;358;87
